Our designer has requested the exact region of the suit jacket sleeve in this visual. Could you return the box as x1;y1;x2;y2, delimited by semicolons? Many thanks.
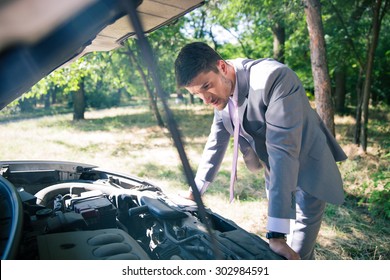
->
195;110;231;188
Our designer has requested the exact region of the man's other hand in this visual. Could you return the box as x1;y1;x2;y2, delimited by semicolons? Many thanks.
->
178;190;195;201
269;238;301;260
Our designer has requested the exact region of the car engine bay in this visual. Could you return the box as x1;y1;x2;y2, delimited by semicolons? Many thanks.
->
0;161;282;260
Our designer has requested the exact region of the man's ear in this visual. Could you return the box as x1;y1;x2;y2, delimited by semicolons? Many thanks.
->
216;60;228;74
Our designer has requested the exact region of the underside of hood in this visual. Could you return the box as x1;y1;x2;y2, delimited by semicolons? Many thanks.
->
0;0;204;110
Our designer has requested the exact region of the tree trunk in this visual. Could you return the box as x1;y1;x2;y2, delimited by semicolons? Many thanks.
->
44;89;51;109
51;87;57;104
73;78;85;121
272;21;285;63
360;0;384;152
304;0;335;135
334;67;346;114
189;93;195;105
354;68;364;145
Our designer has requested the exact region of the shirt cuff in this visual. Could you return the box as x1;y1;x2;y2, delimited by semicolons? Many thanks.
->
266;217;291;234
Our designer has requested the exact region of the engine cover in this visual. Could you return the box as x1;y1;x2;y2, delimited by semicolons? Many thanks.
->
37;228;150;260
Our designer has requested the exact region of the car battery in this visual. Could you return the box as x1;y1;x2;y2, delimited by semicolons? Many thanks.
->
73;196;117;229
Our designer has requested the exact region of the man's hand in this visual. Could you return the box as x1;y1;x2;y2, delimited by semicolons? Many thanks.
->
178;189;195;201
268;238;301;260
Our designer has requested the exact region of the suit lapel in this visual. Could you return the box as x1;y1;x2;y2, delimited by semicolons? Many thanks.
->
233;58;269;165
234;58;249;107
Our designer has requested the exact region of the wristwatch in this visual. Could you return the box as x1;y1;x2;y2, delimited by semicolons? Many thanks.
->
266;231;287;240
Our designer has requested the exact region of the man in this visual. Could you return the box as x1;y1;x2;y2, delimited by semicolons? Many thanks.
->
174;42;347;260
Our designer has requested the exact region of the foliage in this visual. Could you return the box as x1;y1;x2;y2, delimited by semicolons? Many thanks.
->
4;0;388;113
323;0;390;110
368;178;390;219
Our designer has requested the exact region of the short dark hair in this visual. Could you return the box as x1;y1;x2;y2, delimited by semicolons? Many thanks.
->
174;42;223;88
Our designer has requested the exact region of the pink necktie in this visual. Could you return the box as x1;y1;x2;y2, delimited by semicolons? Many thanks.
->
229;98;240;203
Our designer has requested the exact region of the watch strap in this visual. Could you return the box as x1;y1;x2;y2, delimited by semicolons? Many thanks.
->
266;231;287;240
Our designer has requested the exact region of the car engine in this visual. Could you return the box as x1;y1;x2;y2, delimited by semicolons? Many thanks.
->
0;161;282;260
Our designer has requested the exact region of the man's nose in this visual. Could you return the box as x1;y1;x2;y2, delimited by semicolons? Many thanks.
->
198;93;210;104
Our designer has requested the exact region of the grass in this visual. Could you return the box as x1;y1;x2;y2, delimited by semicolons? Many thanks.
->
0;101;389;260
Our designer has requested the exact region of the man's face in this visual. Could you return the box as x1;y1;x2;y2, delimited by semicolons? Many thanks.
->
184;60;234;111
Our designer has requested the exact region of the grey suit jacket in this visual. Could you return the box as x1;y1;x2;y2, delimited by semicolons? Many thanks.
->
195;58;347;220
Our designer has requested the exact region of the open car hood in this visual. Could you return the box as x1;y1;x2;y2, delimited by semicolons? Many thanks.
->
0;0;204;110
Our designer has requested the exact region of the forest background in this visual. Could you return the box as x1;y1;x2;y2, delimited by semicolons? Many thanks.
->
1;0;389;259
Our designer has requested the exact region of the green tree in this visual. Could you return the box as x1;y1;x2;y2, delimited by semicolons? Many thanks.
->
25;51;131;119
359;0;388;151
324;0;389;151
